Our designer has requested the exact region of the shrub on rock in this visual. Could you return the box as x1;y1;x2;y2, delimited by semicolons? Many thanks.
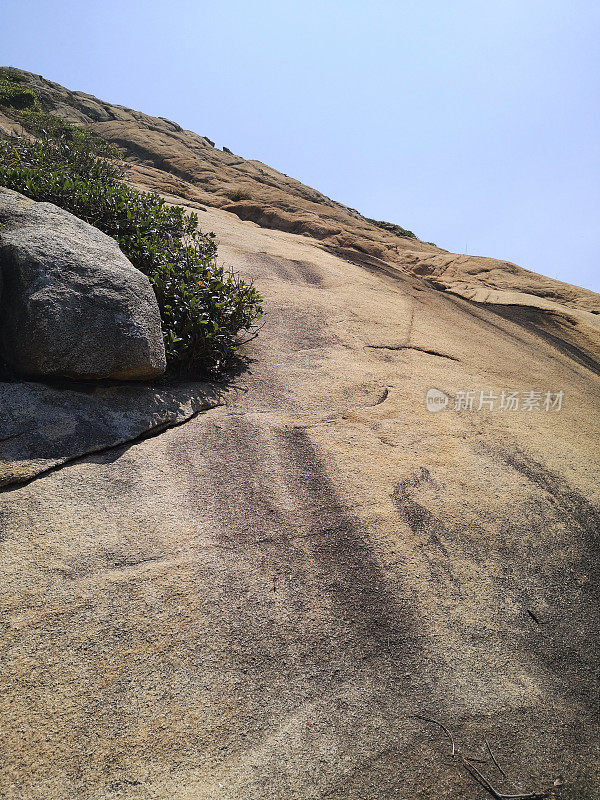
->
0;76;37;110
0;106;262;376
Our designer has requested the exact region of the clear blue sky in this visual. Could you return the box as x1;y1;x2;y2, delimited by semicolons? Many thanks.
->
2;0;598;291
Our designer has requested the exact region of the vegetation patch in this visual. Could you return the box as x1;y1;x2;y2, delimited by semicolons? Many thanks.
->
14;109;120;158
0;86;262;376
0;71;38;110
225;188;252;202
365;217;416;239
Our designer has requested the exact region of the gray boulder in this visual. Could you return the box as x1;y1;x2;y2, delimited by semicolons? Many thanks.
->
0;187;166;380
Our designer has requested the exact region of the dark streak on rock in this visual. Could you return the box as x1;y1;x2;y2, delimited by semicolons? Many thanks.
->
280;427;420;663
366;345;460;362
476;303;600;377
391;467;459;586
527;609;544;625
326;246;414;290
497;447;600;534
257;254;324;287
490;444;600;711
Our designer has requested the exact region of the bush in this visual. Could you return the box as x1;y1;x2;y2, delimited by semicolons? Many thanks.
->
9;107;121;159
365;217;416;239
0;127;262;375
0;80;38;110
225;188;252;202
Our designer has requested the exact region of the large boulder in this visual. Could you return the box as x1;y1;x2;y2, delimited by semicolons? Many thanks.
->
0;187;166;380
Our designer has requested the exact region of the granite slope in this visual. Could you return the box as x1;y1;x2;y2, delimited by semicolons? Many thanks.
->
0;202;597;800
0;69;598;800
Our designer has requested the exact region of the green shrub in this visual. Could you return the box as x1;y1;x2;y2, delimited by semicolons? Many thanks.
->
0;78;121;159
365;217;416;239
0;129;262;375
12;108;121;158
0;81;38;110
0;69;26;83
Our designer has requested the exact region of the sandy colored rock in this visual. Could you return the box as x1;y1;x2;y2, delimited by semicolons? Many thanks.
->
0;69;598;800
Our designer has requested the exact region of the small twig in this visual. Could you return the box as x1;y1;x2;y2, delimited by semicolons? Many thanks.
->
413;716;549;800
485;736;507;777
413;716;487;762
527;609;545;625
413;715;456;756
237;319;267;345
463;757;502;797
461;754;490;764
462;756;547;799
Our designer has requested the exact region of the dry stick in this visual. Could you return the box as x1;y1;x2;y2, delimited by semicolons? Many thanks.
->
485;736;508;778
413;716;548;800
412;715;456;756
412;716;488;764
462;756;547;800
237;319;267;345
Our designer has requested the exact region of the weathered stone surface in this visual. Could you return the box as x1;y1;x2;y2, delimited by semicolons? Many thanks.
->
0;70;598;800
0;379;222;487
3;70;598;317
0;201;597;800
0;187;166;380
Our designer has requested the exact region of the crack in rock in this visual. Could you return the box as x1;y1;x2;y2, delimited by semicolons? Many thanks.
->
366;345;460;362
373;387;390;405
0;401;224;493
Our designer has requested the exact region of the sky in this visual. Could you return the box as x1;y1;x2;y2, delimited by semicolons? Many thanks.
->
1;0;599;292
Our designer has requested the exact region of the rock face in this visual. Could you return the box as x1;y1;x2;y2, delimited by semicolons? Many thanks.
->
2;199;599;800
1;68;598;318
0;379;222;487
0;187;166;380
0;71;599;800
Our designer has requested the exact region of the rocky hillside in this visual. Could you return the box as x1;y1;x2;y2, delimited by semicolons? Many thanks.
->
2;68;598;319
3;68;598;376
0;68;599;800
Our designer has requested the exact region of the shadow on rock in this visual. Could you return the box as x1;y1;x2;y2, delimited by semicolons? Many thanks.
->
0;378;224;488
